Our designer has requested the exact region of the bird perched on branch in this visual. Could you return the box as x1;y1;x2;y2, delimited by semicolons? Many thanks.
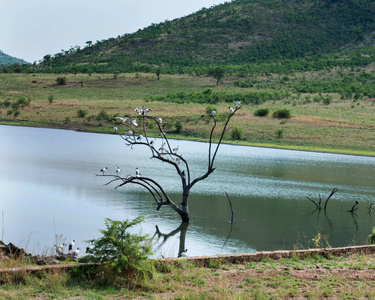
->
55;243;66;256
73;247;80;258
142;108;150;115
68;240;75;252
134;107;143;115
135;168;140;177
114;117;128;123
235;101;241;108
86;244;94;253
157;117;162;124
130;119;138;127
116;167;120;174
100;167;107;175
229;106;234;113
211;110;216;116
173;146;179;153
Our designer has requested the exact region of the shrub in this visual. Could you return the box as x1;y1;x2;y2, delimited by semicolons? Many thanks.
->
56;77;67;85
85;216;153;285
231;127;244;140
48;95;54;104
77;109;88;118
96;110;111;121
254;108;270;117
175;121;183;133
272;108;291;119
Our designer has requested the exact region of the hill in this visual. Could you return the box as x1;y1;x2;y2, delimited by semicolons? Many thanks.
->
32;0;375;74
0;50;29;67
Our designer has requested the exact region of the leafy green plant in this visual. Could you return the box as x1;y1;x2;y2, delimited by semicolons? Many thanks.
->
231;127;244;140
56;77;67;85
368;227;375;244
48;95;54;104
175;120;183;133
85;216;153;284
273;108;291;119
77;109;88;118
254;108;270;117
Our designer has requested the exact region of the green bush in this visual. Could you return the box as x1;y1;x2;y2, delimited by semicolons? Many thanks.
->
56;77;67;85
272;108;291;119
96;110;111;121
254;108;270;117
77;109;88;118
231;127;244;140
85;216;153;285
175;121;183;133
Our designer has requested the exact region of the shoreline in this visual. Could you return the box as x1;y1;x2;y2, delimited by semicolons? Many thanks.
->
2;121;375;158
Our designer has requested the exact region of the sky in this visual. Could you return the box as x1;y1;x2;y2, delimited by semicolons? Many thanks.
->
1;0;227;63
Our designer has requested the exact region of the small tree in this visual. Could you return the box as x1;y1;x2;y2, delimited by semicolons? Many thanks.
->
155;67;162;80
98;104;241;222
86;216;153;284
48;95;54;104
213;67;225;85
56;77;67;85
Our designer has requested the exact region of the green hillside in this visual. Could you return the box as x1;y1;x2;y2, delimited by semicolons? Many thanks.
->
2;0;375;74
0;50;29;67
33;0;375;74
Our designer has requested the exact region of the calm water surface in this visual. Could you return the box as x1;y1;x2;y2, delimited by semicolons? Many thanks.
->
1;125;375;257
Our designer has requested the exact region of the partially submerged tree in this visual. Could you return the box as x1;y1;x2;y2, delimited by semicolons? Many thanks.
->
306;188;338;211
98;103;241;223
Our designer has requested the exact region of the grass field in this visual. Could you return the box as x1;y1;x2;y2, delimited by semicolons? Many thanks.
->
2;253;375;299
1;72;375;156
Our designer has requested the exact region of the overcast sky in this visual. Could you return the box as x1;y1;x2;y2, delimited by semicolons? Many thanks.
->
1;0;227;63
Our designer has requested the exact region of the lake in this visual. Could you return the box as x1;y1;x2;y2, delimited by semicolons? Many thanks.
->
1;125;375;258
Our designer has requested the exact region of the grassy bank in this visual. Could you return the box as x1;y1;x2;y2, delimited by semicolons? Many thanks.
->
1;73;375;156
2;252;375;299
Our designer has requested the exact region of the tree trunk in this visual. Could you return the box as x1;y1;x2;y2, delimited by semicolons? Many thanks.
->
180;193;190;223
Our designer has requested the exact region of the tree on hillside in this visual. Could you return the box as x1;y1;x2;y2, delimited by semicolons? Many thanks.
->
213;67;225;85
98;103;242;223
155;67;162;80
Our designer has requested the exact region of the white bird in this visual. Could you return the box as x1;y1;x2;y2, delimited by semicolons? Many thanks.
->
125;130;133;136
134;107;143;115
130;119;138;127
100;167;108;175
69;240;75;252
73;247;80;258
86;244;94;253
114;117;128;123
150;138;156;146
229;106;234;113
142;108;150;115
136;135;143;141
181;249;188;257
55;243;66;256
211;110;216;116
173;146;179;153
116;167;120;174
157;117;162;124
113;127;118;133
135;168;140;177
235;101;241;108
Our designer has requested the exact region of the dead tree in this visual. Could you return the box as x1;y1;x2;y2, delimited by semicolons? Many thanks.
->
306;188;338;211
98;104;241;223
349;201;359;213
